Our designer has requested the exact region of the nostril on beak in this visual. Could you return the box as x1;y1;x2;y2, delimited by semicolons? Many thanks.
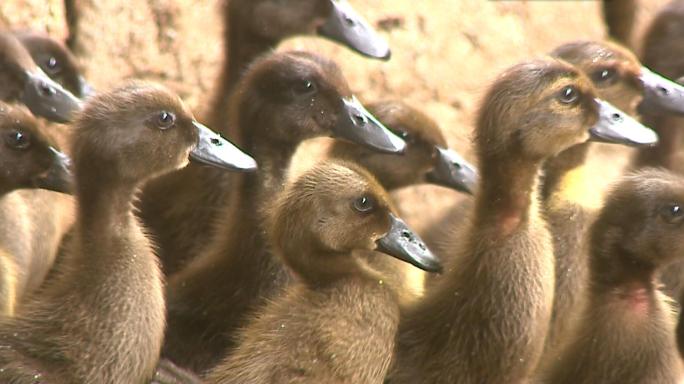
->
344;15;355;26
401;230;411;240
38;82;57;97
353;113;367;125
210;138;222;146
611;113;623;122
658;86;669;96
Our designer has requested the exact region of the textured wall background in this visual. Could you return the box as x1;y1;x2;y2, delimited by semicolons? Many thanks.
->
0;0;672;232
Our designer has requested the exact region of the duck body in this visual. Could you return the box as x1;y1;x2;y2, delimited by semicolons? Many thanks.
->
539;169;684;384
205;161;439;384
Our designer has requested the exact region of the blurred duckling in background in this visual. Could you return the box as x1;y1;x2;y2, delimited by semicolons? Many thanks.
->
0;101;72;316
0;82;255;383
205;161;440;384
539;169;684;384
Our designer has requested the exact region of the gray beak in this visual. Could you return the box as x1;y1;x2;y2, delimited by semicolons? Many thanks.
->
589;99;658;147
376;214;442;273
21;69;82;123
426;147;478;194
32;147;72;194
317;0;391;60
189;121;258;172
333;96;406;154
638;67;684;115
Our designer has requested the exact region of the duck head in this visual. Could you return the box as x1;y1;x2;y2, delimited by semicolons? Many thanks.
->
0;32;82;123
232;0;390;59
71;81;256;186
553;40;684;116
267;160;441;284
0;101;72;194
234;51;404;153
590;169;684;282
14;31;94;98
476;58;656;162
330;100;477;194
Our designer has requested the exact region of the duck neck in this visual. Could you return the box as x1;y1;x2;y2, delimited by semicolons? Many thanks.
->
476;154;540;236
225;21;276;95
76;176;138;236
634;114;682;170
541;142;591;201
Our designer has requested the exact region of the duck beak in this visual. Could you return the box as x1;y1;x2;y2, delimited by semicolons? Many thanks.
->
589;99;658;147
638;67;684;115
334;96;406;154
21;69;82;123
189;121;258;172
32;147;73;194
376;214;442;273
426;147;478;194
76;76;95;99
317;0;391;60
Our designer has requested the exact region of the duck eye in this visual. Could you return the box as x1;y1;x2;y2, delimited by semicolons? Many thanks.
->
591;67;617;85
44;56;61;74
557;86;579;105
4;130;31;150
397;130;412;142
352;195;376;214
156;111;176;130
292;80;317;96
660;203;684;223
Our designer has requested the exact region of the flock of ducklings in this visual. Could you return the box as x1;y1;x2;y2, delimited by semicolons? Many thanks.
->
3;0;684;383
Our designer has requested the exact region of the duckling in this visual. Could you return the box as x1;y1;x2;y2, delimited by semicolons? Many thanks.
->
162;51;405;373
140;0;391;274
14;31;93;98
204;161;440;384
207;0;391;134
386;58;657;384
539;39;669;357
538;169;684;384
0;101;72;316
0;81;256;383
329;100;477;194
634;0;684;171
0;31;82;123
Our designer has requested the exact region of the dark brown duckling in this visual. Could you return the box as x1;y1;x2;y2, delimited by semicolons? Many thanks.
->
13;31;93;98
0;101;72;316
601;0;637;48
539;39;664;357
329;100;477;194
0;81;256;383
162;51;405;373
386;58;656;384
207;0;391;134
539;169;684;384
204;160;440;384
0;31;82;123
635;0;684;171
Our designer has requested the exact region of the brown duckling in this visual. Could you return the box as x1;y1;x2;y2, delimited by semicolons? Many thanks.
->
601;0;637;48
386;58;656;384
207;0;391;134
14;31;93;98
0;81;256;383
0;101;72;316
162;51;405;373
635;0;684;171
205;161;440;384
0;31;82;123
539;39;668;357
539;169;684;384
329;100;477;194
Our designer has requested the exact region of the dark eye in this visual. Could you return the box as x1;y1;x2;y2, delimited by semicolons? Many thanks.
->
397;130;412;142
558;86;580;105
156;111;176;130
44;56;61;75
292;80;317;96
352;195;376;214
660;203;684;223
4;130;31;150
591;67;617;85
